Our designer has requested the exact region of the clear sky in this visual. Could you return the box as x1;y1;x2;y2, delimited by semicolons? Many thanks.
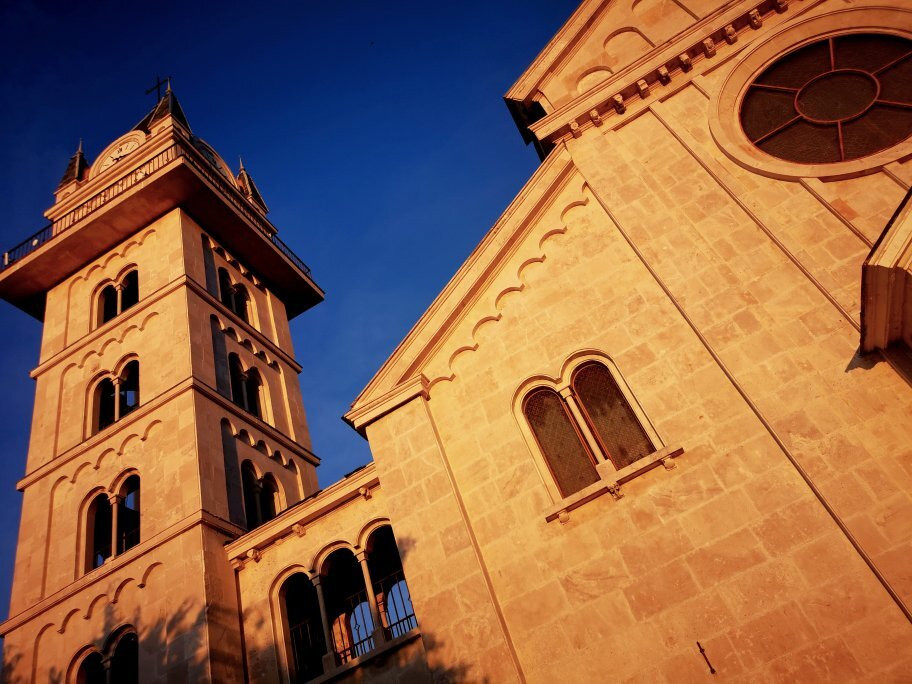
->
0;0;579;623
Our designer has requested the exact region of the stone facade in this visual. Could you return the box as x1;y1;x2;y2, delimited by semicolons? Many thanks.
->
3;0;912;682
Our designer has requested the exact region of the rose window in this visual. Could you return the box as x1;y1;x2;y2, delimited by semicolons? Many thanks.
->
740;33;912;164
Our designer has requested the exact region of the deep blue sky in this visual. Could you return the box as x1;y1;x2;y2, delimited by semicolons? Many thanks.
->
0;0;578;622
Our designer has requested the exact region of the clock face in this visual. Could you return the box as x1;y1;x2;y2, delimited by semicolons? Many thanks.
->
97;140;140;172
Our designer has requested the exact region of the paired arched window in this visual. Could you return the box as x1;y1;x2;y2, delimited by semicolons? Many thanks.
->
73;628;138;684
280;525;418;681
94;360;140;433
218;267;250;323
95;269;139;327
522;360;655;498
84;474;141;573
240;461;282;530
228;353;264;420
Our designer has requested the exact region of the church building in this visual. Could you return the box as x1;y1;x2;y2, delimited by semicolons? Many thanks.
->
2;0;912;681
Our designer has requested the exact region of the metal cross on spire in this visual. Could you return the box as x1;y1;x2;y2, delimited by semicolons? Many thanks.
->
145;75;172;100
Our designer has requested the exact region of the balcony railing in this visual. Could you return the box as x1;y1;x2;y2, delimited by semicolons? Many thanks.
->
0;141;313;279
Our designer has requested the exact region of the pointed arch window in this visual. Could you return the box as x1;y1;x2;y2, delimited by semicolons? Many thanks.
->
95;269;139;327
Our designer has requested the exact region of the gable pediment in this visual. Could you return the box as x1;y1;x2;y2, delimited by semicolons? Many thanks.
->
346;145;589;428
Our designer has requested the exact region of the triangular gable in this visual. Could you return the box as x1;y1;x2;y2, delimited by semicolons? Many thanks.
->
347;145;577;419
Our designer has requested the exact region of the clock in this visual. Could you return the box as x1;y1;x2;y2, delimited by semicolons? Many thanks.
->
97;140;140;172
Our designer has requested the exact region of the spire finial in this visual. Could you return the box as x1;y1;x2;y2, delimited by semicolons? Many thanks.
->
77;138;83;154
238;156;246;172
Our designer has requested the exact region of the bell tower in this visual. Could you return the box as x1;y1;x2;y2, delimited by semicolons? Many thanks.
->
0;88;323;681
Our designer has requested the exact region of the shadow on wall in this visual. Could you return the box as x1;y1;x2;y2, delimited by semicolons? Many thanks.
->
2;535;484;683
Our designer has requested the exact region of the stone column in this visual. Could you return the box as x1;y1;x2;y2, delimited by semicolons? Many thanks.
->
311;575;336;671
559;386;606;463
355;550;386;644
108;494;122;559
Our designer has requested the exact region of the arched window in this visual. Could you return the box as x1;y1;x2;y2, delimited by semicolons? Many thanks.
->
219;268;234;309
228;354;266;420
98;285;118;326
522;387;599;497
218;267;252;322
245;369;263;419
366;526;417;640
86;494;112;571
120;270;139;311
229;353;246;410
322;549;375;664
95;378;116;432
571;361;654;469
117;475;141;554
260;474;279;523
119;360;140;419
93;360;140;434
95;270;139;327
234;285;250;323
108;631;138;684
282;573;327;683
75;651;105;684
241;462;261;530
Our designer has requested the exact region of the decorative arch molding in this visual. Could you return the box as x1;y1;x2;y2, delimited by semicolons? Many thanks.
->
423;183;593;394
356;517;393;551
221;417;296;470
211;313;279;368
311;540;357;575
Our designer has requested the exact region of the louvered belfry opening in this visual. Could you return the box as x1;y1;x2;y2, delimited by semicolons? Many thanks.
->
571;362;654;470
523;387;599;497
740;33;912;163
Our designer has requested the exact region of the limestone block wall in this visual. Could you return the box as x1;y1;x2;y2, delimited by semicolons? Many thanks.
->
2;529;220;683
9;391;202;615
231;473;430;684
360;131;912;680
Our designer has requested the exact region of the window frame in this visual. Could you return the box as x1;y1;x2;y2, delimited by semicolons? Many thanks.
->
514;351;665;504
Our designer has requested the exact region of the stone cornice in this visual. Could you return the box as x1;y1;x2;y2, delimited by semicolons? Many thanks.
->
0;509;241;637
344;375;428;433
226;462;379;568
17;375;318;491
349;146;577;410
528;0;817;145
862;187;912;352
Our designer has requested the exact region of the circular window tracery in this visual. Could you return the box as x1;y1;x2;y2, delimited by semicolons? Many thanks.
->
740;33;912;164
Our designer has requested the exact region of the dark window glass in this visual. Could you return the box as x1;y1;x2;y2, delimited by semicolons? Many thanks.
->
741;33;912;163
571;362;654;470
118;475;141;554
120;271;139;311
260;475;278;523
284;573;327;683
242;463;261;529
523;388;598;497
119;361;140;418
229;355;246;410
96;379;116;431
234;286;250;323
245;372;262;419
218;268;234;309
109;632;138;684
99;285;118;325
76;652;106;684
89;494;112;570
